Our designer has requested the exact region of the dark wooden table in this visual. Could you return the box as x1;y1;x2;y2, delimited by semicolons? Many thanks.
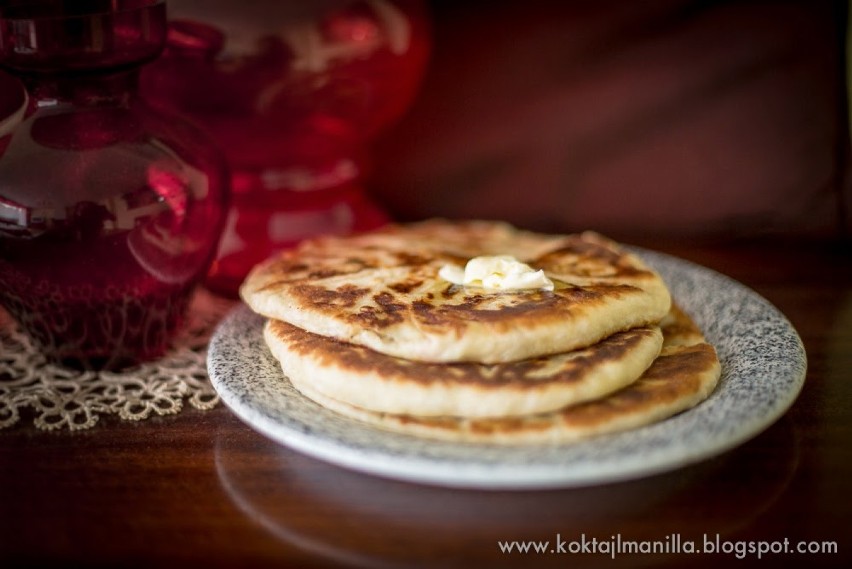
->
1;237;850;568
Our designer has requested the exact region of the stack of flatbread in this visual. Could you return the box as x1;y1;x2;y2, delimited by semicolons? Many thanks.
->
240;219;720;444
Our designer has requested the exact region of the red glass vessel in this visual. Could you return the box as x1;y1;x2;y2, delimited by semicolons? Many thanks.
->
141;0;430;295
0;0;229;369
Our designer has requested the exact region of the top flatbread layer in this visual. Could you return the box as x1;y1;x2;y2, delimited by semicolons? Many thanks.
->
241;219;672;363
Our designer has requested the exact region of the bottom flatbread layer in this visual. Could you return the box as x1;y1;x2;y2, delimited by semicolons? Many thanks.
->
264;320;663;418
278;304;720;444
287;342;720;444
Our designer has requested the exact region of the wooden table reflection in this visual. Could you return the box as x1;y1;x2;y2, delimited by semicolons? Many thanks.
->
1;238;850;568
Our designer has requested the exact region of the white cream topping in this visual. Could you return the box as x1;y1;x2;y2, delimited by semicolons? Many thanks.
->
438;255;554;291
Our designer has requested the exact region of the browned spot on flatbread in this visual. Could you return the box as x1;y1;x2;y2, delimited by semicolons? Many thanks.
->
388;279;424;294
440;285;457;299
396;415;459;429
534;235;647;279
306;268;343;279
467;415;553;436
291;283;370;310
394;252;433;266
352;292;407;328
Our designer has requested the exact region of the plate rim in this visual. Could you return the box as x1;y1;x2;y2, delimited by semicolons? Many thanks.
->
207;247;807;489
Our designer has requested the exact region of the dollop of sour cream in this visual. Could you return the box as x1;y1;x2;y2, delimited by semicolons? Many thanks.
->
439;255;554;291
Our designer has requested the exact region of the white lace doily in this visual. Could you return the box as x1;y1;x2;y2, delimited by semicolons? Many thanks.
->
0;288;236;431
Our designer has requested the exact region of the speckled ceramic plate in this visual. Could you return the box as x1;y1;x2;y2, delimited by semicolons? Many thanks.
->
207;249;806;490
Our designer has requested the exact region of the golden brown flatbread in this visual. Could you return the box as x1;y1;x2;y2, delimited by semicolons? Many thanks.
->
242;220;671;363
279;305;720;443
263;319;663;418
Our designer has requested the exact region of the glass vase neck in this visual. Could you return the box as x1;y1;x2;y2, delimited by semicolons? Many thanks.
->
0;1;167;75
21;69;140;107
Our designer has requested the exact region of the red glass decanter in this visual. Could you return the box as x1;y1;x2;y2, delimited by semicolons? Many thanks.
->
0;0;229;369
141;0;430;296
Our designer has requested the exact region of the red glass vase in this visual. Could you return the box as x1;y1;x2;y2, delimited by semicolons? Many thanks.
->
0;0;229;369
141;0;430;296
